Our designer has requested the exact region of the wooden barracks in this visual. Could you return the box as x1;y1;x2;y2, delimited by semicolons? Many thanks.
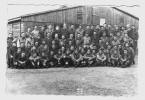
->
8;6;139;37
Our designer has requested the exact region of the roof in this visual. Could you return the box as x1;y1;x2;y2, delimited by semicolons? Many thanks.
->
8;6;139;23
112;7;139;20
8;6;83;23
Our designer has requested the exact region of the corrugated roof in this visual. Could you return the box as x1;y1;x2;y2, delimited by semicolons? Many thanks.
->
112;7;139;20
8;6;139;23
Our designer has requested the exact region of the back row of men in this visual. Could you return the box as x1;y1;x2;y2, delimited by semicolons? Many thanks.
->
7;23;138;68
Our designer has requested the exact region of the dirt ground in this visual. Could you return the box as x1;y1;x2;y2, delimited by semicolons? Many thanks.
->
6;66;137;96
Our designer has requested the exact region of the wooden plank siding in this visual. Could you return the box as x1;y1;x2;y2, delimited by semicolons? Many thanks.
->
19;6;138;29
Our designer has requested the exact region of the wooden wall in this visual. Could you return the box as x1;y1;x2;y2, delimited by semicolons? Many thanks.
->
92;7;139;29
20;6;139;29
21;6;85;25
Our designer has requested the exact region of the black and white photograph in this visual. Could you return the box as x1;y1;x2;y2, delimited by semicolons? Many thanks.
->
4;0;141;97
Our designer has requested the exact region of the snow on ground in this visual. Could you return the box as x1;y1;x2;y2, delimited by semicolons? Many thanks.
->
6;66;137;96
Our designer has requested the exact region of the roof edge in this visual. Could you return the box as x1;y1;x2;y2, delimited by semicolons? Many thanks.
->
112;7;139;20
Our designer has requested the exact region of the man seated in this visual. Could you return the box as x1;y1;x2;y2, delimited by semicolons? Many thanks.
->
8;42;17;68
110;50;120;67
54;49;62;67
71;49;83;67
39;52;48;68
120;49;131;68
16;52;28;69
29;52;40;69
83;33;91;48
13;48;21;68
60;50;73;67
48;51;58;68
84;49;94;66
96;49;107;66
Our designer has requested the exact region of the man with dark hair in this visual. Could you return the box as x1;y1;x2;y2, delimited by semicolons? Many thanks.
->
39;26;45;39
59;35;67;48
8;42;17;68
39;52;48;68
31;26;40;39
29;52;40;69
83;33;91;49
110;49;120;67
75;25;84;38
17;52;28;69
71;49;82;67
84;25;91;36
68;25;75;36
61;23;69;39
52;25;61;39
84;49;94;66
96;49;107;66
120;49;131;68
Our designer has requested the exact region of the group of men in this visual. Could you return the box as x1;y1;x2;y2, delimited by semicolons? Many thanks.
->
7;23;138;69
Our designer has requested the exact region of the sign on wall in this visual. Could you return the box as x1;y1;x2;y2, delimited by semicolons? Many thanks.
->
100;18;105;26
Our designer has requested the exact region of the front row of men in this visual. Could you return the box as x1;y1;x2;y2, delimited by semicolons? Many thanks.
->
8;44;133;69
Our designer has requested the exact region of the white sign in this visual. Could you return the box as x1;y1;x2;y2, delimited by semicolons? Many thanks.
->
100;18;105;26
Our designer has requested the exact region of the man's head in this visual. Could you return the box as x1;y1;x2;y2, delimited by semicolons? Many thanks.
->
55;25;60;30
12;42;16;47
69;34;73;38
93;31;97;35
27;28;31;32
41;26;45;30
70;46;74;51
87;49;91;54
20;42;25;48
21;32;25;38
86;25;90;29
35;42;39;46
42;40;46;45
34;26;37;30
70;25;74;29
21;52;26;57
61;35;65;39
55;34;59;39
63;23;67;29
17;48;21;53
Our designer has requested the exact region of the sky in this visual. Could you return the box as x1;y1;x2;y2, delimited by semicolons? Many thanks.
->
7;0;140;19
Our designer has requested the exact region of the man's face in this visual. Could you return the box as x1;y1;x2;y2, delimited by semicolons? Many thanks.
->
55;34;58;39
41;27;45;30
17;48;21;53
27;43;31;47
21;53;25;57
8;34;12;37
62;35;65;39
70;46;74;50
56;26;59;30
12;43;16;47
71;25;74;29
86;26;90;29
20;43;25;47
93;32;97;35
34;26;37;29
70;34;73;38
35;42;38;46
42;41;46;44
21;33;25;37
91;26;94;29
63;24;67;29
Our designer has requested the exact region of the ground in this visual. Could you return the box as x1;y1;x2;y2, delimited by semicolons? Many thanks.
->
6;65;137;96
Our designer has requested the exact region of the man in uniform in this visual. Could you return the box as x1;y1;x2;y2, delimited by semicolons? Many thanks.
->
71;49;82;67
16;52;28;69
96;49;107;66
29;52;40;69
8;42;17;68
